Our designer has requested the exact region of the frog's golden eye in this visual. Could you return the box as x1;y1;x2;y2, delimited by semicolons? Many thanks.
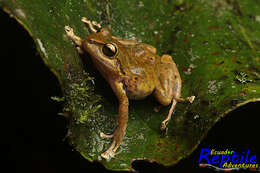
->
102;43;117;58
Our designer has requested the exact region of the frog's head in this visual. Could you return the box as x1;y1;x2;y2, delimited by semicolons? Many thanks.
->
82;27;121;79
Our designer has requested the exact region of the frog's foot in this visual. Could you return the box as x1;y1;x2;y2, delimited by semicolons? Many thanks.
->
175;96;196;104
64;26;82;47
81;17;101;33
160;120;168;131
100;126;126;160
100;141;116;160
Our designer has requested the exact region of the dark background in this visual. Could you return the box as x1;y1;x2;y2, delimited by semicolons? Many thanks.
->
2;10;260;173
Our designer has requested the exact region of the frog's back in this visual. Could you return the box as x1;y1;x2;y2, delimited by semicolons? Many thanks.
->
119;43;160;100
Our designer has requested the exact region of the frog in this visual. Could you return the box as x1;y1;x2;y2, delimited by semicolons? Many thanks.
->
64;17;195;160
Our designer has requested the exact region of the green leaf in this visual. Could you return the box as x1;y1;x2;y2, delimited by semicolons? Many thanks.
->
1;0;260;171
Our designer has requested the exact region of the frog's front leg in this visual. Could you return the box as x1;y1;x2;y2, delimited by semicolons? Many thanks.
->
64;26;84;54
100;81;129;160
81;17;101;33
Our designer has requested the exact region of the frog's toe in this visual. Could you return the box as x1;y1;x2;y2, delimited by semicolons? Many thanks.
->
101;149;115;160
64;26;82;46
64;26;73;35
92;21;101;28
100;132;114;139
81;17;89;24
187;96;195;103
160;121;167;131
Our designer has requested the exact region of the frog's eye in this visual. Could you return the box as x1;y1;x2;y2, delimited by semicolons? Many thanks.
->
102;43;117;57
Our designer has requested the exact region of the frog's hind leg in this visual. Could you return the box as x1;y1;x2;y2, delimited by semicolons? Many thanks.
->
160;99;177;131
64;26;83;54
155;54;195;130
81;17;101;33
160;95;195;130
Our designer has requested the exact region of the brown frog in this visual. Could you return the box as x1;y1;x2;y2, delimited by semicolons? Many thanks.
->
65;17;195;160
